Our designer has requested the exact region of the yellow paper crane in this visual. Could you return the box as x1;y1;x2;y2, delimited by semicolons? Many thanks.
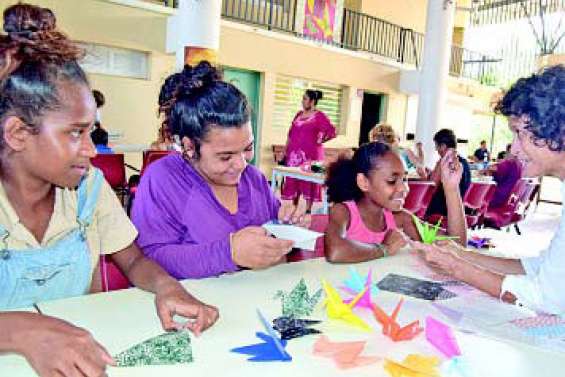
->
384;354;441;377
307;0;315;13
321;279;372;331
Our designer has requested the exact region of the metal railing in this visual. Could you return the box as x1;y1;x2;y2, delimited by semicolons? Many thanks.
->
450;46;502;84
471;0;565;26
221;1;500;85
222;0;298;33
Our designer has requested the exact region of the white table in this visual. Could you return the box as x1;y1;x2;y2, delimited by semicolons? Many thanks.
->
271;166;328;214
2;253;565;377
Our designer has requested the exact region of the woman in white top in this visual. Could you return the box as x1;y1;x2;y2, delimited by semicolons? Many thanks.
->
414;65;565;314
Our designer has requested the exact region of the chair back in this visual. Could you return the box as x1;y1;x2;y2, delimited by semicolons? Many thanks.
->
99;255;131;292
405;181;436;218
90;154;127;189
141;150;175;175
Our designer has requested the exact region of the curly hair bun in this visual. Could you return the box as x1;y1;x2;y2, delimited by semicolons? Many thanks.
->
176;61;223;99
1;3;83;67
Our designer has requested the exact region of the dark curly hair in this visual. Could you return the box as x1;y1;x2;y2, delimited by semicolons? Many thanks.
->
0;3;87;138
495;65;564;152
326;142;391;203
158;61;251;157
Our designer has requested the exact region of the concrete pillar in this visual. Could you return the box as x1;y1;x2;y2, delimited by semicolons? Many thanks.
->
166;0;222;68
415;0;456;166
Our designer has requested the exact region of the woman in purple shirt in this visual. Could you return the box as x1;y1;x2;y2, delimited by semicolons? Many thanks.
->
132;62;305;279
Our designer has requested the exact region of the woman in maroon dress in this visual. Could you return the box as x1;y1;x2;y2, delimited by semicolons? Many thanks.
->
281;90;336;212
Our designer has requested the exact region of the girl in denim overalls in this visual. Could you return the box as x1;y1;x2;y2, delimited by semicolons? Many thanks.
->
0;4;218;377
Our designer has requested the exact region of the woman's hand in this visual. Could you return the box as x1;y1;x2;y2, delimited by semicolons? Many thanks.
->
13;313;114;377
410;240;461;276
440;149;463;190
232;226;294;269
383;229;409;256
154;283;219;337
278;198;311;228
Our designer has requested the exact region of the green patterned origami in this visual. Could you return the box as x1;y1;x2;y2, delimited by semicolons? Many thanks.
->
274;278;323;317
412;215;458;245
114;331;193;367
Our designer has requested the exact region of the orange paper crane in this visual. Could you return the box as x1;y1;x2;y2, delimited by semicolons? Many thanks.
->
371;298;423;342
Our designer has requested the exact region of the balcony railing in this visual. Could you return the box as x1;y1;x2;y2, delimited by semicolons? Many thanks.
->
221;0;500;85
222;0;297;33
471;0;565;26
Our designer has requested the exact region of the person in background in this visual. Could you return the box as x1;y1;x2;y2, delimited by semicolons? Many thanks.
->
281;89;336;213
368;123;426;177
132;62;308;280
473;140;491;163
482;151;523;209
414;65;565;315
426;129;471;217
92;89;105;127
0;4;218;377
324;142;466;263
90;124;114;154
496;143;512;161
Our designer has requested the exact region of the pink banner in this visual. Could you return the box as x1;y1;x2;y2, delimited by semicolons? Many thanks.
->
303;0;336;42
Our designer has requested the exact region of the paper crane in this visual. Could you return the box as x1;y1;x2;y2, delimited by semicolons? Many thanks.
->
372;298;423;342
412;215;458;244
341;266;379;296
342;268;378;310
312;335;380;370
272;316;321;340
322;279;372;331
384;354;441;377
425;316;461;359
274;278;323;318
230;309;292;362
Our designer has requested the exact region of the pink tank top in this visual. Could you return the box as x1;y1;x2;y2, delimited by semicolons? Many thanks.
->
344;201;397;244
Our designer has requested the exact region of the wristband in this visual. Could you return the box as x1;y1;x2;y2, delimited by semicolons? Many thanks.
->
375;243;388;257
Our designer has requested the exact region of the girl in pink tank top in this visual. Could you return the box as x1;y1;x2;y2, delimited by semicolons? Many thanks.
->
324;142;466;263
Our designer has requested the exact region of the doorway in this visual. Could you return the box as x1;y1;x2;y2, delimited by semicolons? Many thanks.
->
359;92;386;146
223;67;261;165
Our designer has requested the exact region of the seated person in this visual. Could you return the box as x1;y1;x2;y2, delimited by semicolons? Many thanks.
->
368;123;425;176
324;142;467;263
426;129;471;217
473;140;490;163
415;66;565;314
0;5;217;377
132;61;306;279
90;124;114;154
483;153;523;209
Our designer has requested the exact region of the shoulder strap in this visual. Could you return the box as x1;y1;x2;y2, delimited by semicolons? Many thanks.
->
77;168;104;226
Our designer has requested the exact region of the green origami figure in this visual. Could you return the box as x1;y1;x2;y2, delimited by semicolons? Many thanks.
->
274;278;323;317
114;331;193;367
412;215;458;245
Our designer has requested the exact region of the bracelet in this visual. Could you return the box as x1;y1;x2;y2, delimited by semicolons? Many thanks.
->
374;243;388;257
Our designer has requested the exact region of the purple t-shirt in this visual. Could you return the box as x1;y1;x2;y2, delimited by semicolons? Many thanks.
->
490;158;523;209
131;154;280;279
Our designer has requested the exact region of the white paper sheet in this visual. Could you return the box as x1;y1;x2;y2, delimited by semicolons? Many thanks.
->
262;223;323;251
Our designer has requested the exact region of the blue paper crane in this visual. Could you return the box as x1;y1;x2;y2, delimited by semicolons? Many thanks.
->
230;309;292;362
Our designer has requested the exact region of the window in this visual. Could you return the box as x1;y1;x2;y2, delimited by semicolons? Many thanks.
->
79;43;150;80
272;74;345;134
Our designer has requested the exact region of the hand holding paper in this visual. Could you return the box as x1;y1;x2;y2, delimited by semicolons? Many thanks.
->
263;222;322;251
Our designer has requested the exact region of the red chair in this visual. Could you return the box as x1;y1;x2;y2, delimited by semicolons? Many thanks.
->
90;154;128;202
483;178;538;233
463;181;497;228
287;214;327;262
141;150;176;176
99;255;131;292
404;181;436;218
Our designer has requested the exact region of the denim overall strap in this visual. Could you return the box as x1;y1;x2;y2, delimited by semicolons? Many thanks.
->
76;168;104;238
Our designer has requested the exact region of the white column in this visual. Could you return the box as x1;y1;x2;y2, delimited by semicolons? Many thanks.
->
415;0;456;166
166;0;222;68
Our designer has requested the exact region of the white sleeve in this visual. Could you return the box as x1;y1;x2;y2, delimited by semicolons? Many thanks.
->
504;198;565;315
